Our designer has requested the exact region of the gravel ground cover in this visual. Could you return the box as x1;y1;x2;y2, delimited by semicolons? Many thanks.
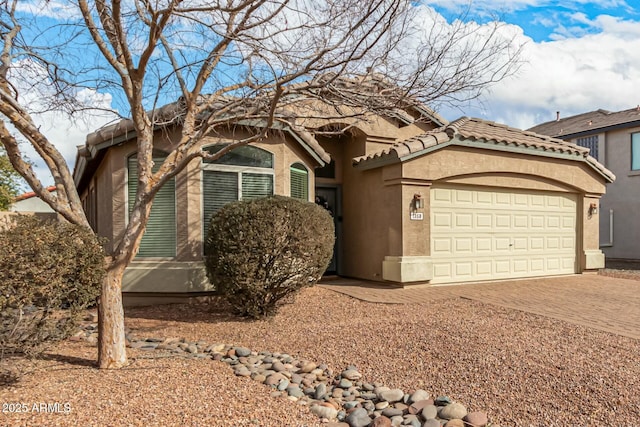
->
2;281;640;426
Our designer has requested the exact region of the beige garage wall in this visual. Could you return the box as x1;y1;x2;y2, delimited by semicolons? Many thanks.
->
362;145;608;284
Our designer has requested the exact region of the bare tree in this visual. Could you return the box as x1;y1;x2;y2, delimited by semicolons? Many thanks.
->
0;0;522;368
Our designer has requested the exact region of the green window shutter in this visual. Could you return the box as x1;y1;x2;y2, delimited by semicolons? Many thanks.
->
202;170;238;235
290;164;308;200
128;157;176;257
241;173;273;200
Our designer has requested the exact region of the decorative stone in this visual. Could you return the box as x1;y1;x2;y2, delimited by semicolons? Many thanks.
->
409;390;430;403
439;403;467;420
277;379;290;391
339;378;353;388
287;386;304;399
378;389;404;403
434;396;452;406
375;401;389;410
421;404;438;420
342;369;363;380
390;415;403;427
381;407;403;418
345;408;372;427
311;404;338;420
272;361;286;372
264;373;286;386
344;401;360;410
422;419;440;427
443;420;465;427
315;383;328;399
371;415;391;427
402;414;420;427
299;361;317;373
463;412;489;427
408;399;433;415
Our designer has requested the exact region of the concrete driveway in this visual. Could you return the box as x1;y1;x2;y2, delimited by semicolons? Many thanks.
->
320;274;640;340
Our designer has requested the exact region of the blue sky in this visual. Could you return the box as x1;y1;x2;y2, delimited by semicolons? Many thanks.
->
421;0;640;129
9;0;640;187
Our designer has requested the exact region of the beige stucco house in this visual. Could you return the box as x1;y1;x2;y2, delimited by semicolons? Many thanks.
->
529;108;638;263
74;102;613;303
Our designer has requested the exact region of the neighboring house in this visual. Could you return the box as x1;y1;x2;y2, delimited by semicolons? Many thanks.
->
10;185;56;213
529;107;639;262
73;99;613;303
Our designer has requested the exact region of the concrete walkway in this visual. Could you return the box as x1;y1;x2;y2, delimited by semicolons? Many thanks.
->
319;274;640;340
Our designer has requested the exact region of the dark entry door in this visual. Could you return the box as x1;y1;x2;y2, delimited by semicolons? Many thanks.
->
315;186;341;275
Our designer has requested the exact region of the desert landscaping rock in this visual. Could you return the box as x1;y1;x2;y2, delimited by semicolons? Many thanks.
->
420;404;438;420
463;411;489;427
378;388;405;403
370;415;392;427
422;419;441;427
409;389;430;403
439;402;467;420
346;407;372;427
311;404;339;420
72;322;488;427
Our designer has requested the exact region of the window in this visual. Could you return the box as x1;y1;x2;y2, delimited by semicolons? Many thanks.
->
127;155;176;257
202;145;274;237
576;135;599;160
290;163;309;200
632;133;640;170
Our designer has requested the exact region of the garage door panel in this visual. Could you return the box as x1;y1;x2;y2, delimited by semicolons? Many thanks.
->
433;212;451;228
431;186;577;284
432;238;452;255
455;213;473;228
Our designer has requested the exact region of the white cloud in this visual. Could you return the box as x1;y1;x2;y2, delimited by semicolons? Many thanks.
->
443;14;640;130
420;0;632;14
15;0;81;19
6;60;116;187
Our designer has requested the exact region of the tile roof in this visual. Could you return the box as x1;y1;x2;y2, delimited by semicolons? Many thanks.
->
353;117;615;182
528;107;640;138
14;185;56;202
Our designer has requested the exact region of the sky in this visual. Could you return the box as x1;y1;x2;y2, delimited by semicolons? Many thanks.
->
427;0;640;129
7;0;640;188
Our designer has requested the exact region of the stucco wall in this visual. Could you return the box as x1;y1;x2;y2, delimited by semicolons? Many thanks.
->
90;126;317;292
344;145;608;284
595;126;640;259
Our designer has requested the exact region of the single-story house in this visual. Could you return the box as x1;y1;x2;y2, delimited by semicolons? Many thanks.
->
11;185;56;213
529;107;640;263
73;100;613;303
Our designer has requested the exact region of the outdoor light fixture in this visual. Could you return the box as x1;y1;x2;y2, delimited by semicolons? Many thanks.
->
589;202;598;215
413;194;424;210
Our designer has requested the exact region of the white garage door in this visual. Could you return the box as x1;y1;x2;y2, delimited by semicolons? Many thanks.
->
430;186;577;284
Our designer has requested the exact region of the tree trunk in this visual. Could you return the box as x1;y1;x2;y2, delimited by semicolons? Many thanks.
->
98;261;128;368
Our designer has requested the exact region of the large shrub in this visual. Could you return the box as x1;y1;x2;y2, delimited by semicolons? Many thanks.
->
0;215;105;360
205;195;334;318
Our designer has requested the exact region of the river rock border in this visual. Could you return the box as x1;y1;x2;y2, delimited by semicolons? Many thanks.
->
74;323;490;427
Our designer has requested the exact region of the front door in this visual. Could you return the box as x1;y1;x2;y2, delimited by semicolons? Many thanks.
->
315;186;341;275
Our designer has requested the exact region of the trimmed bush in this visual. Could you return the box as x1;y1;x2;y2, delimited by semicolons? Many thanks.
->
0;215;104;361
205;195;334;318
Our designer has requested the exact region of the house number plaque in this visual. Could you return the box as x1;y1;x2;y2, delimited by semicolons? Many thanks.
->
410;212;424;220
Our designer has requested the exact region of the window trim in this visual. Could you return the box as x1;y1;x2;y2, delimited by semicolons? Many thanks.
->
631;132;640;171
290;162;309;201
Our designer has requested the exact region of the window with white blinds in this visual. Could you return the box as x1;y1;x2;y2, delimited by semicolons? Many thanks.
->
202;145;274;239
127;156;176;257
290;163;308;200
